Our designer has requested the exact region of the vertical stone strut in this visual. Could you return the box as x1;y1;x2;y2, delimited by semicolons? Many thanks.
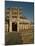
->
9;8;12;32
17;8;19;32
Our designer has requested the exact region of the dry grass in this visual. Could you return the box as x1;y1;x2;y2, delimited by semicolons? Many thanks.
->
5;30;34;45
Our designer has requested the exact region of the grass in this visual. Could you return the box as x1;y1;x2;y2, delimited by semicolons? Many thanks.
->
5;30;34;45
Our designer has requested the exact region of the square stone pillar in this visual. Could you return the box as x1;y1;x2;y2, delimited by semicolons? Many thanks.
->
9;20;12;32
17;8;19;32
5;23;8;32
9;9;12;32
17;20;19;32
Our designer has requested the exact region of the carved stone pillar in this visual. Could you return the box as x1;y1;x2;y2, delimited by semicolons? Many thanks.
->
9;9;12;32
6;23;8;32
17;8;19;32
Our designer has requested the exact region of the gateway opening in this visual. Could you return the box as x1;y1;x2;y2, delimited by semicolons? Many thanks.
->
12;23;17;32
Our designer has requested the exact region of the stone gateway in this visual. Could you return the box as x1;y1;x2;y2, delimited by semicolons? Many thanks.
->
5;7;33;32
